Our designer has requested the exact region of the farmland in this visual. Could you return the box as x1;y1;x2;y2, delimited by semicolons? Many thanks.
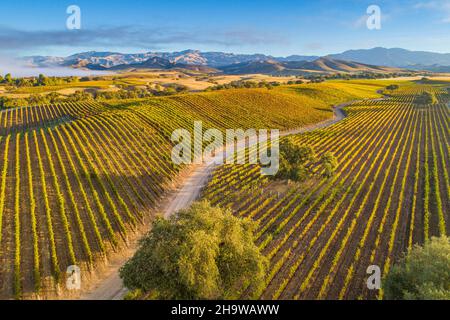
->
0;81;390;299
201;84;449;299
1;79;447;299
0;71;305;98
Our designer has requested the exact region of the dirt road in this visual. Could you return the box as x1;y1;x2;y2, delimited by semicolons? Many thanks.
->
80;100;353;300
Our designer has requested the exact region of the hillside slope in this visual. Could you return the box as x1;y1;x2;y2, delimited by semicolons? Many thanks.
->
328;47;450;68
218;58;400;75
201;83;450;300
0;80;389;299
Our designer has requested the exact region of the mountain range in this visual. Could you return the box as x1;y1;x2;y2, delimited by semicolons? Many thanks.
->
217;58;399;75
25;50;318;69
23;47;450;75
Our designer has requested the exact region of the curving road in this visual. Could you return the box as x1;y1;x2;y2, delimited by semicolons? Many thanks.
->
80;100;353;300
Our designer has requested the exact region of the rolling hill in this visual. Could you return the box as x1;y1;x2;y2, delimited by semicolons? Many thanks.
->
218;57;400;75
328;47;450;69
25;50;319;70
0;80;390;299
109;56;219;73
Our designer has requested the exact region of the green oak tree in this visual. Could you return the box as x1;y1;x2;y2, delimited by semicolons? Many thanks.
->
120;201;268;300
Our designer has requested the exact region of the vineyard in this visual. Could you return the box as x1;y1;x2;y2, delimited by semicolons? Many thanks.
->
202;84;450;299
0;81;387;299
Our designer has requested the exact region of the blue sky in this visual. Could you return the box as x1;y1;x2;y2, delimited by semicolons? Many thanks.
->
1;0;450;56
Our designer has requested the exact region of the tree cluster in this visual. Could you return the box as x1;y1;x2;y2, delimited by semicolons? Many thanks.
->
206;80;280;91
0;73;79;87
287;80;304;85
0;84;190;108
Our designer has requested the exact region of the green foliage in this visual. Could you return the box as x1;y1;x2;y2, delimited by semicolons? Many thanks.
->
280;138;316;164
274;139;315;181
207;80;277;91
383;236;450;300
1;73;79;87
273;138;337;181
287;80;304;85
386;84;399;91
4;73;12;83
320;152;338;178
276;156;309;181
0;97;28;108
415;91;437;105
120;201;268;300
0;82;190;108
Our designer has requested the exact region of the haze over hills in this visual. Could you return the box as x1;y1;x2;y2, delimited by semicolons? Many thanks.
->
23;47;450;74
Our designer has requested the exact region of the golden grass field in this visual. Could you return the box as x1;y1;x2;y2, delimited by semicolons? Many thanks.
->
0;70;307;98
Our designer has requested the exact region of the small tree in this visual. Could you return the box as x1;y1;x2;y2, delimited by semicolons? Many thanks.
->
120;201;268;300
37;73;47;86
280;139;316;164
274;138;339;181
383;236;450;300
273;138;316;182
4;73;12;84
415;91;437;105
386;84;399;91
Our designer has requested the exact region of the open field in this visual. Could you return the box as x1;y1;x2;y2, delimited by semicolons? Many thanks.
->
0;80;391;299
201;84;450;299
0;71;305;98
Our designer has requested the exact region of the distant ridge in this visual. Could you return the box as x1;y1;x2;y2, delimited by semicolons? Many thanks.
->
23;47;450;73
24;50;318;70
328;47;450;69
218;57;400;75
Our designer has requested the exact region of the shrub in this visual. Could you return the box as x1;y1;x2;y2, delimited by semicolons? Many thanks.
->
383;236;450;300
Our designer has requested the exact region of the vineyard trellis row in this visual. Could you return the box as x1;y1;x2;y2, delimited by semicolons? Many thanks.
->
202;86;449;300
0;83;448;299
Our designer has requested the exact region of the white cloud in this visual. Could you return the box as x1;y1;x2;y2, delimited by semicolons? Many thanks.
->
0;26;287;52
414;0;450;23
